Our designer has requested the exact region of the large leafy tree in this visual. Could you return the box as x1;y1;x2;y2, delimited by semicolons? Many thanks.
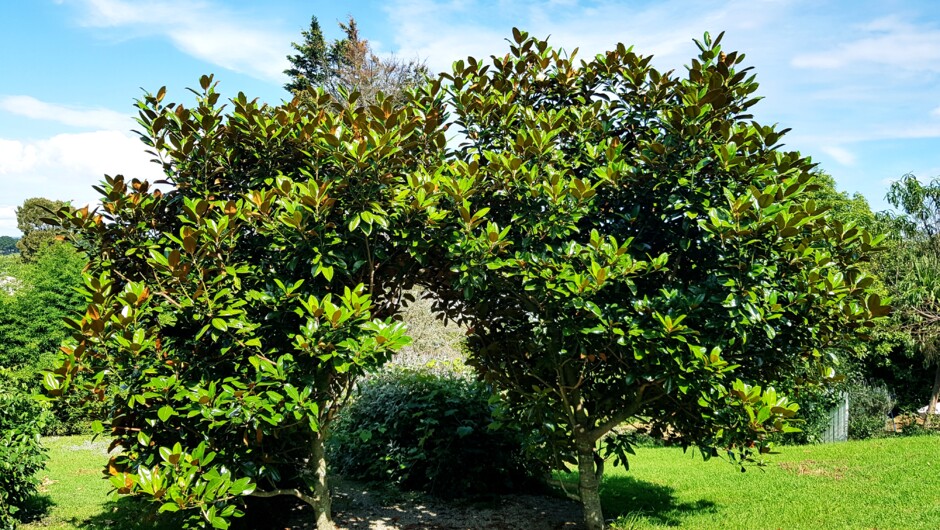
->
432;30;887;529
45;76;448;529
882;173;940;425
285;15;427;107
15;197;69;261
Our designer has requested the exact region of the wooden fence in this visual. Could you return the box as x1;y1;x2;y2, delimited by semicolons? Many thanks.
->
821;392;849;443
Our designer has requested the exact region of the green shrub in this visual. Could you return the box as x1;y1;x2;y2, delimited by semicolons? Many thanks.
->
0;377;48;529
848;381;894;440
329;368;545;498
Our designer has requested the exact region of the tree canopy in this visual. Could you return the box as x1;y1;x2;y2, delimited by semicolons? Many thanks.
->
0;236;18;255
882;173;940;424
429;30;888;529
16;197;69;261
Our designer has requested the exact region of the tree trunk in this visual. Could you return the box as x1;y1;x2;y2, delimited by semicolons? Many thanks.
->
312;433;335;530
925;362;940;429
576;438;606;530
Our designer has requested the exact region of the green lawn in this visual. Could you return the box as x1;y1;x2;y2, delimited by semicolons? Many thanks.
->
19;434;940;529
20;436;181;530
596;436;940;529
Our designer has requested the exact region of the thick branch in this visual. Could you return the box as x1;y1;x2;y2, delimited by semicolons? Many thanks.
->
250;487;317;507
588;383;657;442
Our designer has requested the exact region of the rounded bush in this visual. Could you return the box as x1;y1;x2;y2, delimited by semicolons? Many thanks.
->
329;368;545;498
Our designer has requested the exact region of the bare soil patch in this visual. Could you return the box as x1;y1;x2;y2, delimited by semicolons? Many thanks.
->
778;460;848;480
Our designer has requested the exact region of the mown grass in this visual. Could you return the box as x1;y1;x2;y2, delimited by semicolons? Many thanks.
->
19;434;940;529
20;436;181;530
591;435;940;529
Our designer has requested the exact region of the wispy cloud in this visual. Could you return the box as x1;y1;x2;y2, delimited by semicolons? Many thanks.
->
820;145;857;166
0;96;131;130
58;0;292;81
932;106;940;117
792;16;940;72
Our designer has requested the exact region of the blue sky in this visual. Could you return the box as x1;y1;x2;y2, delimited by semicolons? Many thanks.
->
1;0;939;236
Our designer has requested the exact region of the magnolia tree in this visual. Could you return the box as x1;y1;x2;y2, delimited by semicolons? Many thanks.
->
431;31;887;529
45;76;448;529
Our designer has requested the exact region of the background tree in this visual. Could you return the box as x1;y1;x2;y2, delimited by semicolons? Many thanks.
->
0;243;85;373
432;30;887;529
0;235;18;255
0;243;92;435
15;197;69;261
46;76;448;529
283;15;331;93
284;15;427;107
882;173;940;425
807;173;880;231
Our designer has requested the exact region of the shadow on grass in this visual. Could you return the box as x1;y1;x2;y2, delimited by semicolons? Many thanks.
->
19;493;54;525
73;497;185;530
74;495;313;530
601;475;717;527
49;477;714;529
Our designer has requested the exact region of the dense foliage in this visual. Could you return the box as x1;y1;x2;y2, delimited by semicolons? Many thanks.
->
45;76;448;529
0;243;91;435
847;381;894;440
0;243;85;371
329;368;544;498
430;30;888;528
0;376;47;529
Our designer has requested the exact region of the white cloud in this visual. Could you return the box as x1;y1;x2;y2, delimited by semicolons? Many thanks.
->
0;96;131;130
0;139;39;174
0;206;17;235
932;106;940;117
0;130;163;236
790;122;940;145
820;145;857;166
59;0;291;82
792;17;940;72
